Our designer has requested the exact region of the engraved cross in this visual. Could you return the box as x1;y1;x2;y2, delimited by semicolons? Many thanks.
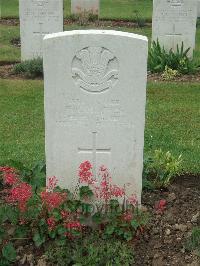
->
78;132;111;178
165;23;182;48
33;23;49;53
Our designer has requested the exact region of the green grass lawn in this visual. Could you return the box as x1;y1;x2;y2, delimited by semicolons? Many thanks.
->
1;0;153;20
0;79;199;173
0;25;20;62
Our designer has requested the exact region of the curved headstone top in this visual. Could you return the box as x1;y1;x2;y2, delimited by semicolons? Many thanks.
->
43;30;148;41
43;30;148;204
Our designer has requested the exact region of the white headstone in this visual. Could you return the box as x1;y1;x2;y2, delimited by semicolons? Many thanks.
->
152;0;197;57
43;30;148;203
19;0;63;60
71;0;99;16
198;0;200;17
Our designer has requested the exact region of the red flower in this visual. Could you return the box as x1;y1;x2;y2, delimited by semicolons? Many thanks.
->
95;165;124;200
61;210;70;219
47;217;56;231
155;199;167;213
128;194;138;207
41;191;67;211
0;166;19;185
78;161;95;185
122;211;133;222
65;221;82;230
7;182;32;212
47;176;58;191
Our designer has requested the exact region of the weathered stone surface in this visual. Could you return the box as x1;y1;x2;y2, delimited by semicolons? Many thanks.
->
71;0;99;15
19;0;63;60
152;0;197;57
43;30;148;203
198;0;200;17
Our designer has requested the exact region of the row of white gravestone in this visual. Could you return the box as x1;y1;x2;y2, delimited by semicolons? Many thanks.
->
19;0;100;60
19;0;199;61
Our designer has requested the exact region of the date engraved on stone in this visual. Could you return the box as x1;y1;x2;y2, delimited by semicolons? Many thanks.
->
72;47;119;93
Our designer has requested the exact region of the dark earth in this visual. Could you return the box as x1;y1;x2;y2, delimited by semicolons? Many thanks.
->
134;175;200;266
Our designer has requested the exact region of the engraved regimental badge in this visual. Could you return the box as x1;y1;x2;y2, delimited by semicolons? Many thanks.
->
72;46;119;93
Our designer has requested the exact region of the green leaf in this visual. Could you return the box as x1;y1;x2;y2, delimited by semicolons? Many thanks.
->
2;243;16;262
49;230;56;239
33;232;45;247
105;225;115;235
0;206;7;223
131;220;139;230
0;228;6;244
79;186;94;199
52;210;62;221
14;226;28;238
6;206;19;225
92;212;103;224
57;225;67;235
123;231;133;241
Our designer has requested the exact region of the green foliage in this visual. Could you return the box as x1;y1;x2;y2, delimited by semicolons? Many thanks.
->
186;227;200;256
133;10;146;27
13;58;43;78
144;149;182;188
1;243;16;263
148;40;197;74
0;162;148;265
46;233;135;266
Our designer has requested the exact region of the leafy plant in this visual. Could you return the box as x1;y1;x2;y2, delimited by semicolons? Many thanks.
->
161;66;179;81
13;57;43;78
186;227;200;256
0;161;148;264
46;233;135;266
148;40;197;74
133;10;146;27
144;149;182;188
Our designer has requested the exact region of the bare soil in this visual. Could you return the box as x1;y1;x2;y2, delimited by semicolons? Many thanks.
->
134;175;200;266
0;18;151;28
1;63;200;83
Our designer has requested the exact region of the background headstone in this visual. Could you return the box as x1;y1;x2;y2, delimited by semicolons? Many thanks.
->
19;0;63;60
43;30;148;203
152;0;197;57
71;0;99;16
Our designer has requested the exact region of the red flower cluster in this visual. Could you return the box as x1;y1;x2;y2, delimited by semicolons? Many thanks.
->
155;199;167;213
41;191;67;211
0;166;19;186
47;217;56;231
95;166;125;200
65;221;82;230
128;194;138;207
7;182;32;212
78;161;95;185
122;211;133;222
47;176;58;191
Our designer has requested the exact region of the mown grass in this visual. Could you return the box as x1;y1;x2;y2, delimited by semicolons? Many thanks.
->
0;25;20;62
0;79;44;167
0;23;200;64
0;79;199;173
1;0;153;20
